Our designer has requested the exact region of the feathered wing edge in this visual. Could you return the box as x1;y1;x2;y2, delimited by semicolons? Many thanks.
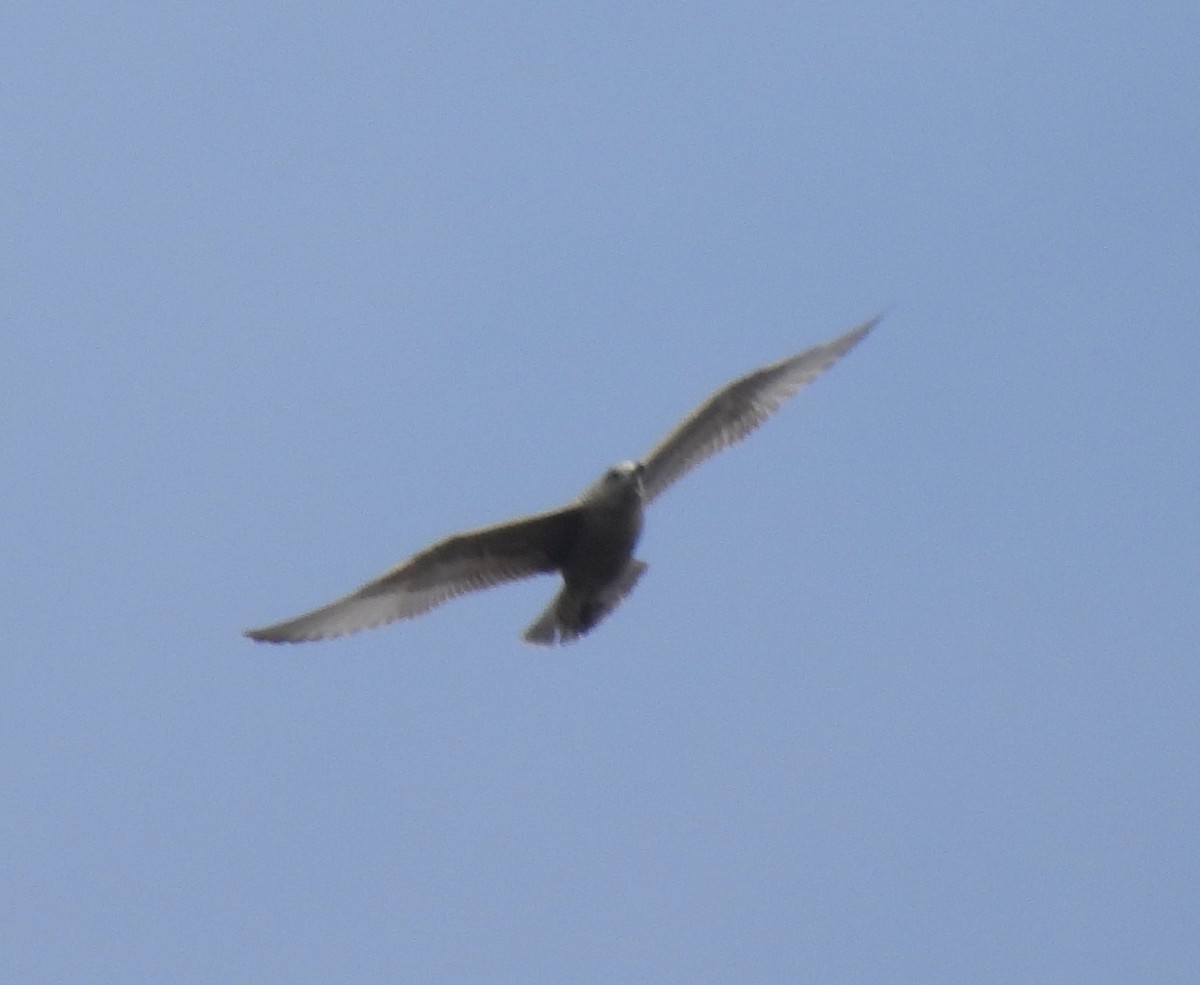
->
244;506;583;643
639;315;879;502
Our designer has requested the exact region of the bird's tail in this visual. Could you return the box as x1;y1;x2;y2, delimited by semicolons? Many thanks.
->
523;559;648;646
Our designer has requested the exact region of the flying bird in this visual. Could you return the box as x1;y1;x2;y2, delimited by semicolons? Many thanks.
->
245;316;878;646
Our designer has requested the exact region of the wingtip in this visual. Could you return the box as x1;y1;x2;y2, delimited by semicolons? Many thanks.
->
823;312;883;359
244;627;282;644
243;623;319;644
849;310;884;340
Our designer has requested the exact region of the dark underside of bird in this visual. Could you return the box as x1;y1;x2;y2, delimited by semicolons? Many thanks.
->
244;315;878;645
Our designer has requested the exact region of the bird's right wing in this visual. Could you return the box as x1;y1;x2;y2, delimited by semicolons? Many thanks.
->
639;316;878;503
245;506;583;643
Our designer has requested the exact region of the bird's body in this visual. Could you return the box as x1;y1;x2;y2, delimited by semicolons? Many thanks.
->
245;316;877;645
523;462;646;644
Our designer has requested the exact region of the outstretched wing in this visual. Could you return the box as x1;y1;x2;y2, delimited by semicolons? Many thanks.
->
245;506;582;643
639;316;878;503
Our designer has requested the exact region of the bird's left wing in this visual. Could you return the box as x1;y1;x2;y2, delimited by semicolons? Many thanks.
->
245;506;582;643
639;315;878;503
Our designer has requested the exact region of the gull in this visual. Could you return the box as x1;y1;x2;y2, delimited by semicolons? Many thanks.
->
245;315;878;646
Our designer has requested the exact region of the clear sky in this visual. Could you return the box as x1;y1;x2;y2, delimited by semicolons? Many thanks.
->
4;3;1197;982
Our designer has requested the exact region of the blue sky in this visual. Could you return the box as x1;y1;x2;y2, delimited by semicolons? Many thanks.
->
4;2;1197;982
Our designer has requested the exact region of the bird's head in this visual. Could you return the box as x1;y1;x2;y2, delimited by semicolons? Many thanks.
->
581;460;645;505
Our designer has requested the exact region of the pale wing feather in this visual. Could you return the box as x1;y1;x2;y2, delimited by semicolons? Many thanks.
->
640;316;878;502
245;506;582;643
